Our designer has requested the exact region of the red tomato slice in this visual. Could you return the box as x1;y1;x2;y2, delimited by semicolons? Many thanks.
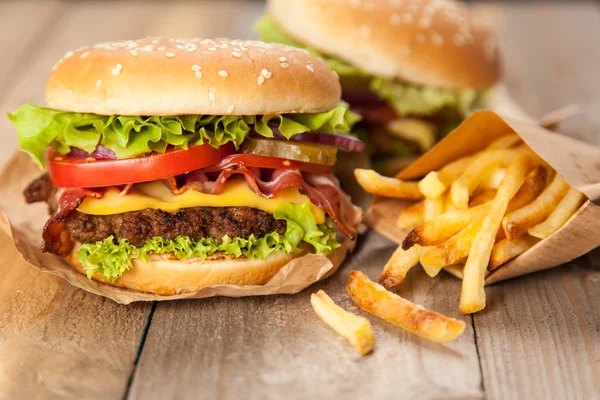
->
47;143;236;188
202;153;333;175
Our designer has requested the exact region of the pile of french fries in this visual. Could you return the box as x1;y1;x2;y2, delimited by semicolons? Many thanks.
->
355;133;586;314
310;134;585;355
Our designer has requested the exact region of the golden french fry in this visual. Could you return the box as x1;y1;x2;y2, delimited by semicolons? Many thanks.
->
480;168;506;190
502;174;571;240
460;154;533;314
420;246;444;277
437;156;473;187
311;290;375;356
378;245;420;289
439;219;484;267
347;271;466;342
429;166;546;272
488;236;540;271
402;202;491;250
469;190;497;207
397;200;425;230
486;134;522;149
419;171;446;199
528;188;585;239
450;148;522;209
354;169;423;200
420;197;445;276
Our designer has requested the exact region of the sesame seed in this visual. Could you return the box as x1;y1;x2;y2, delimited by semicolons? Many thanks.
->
208;47;217;51
232;51;241;58
195;71;203;79
111;64;123;75
390;13;401;26
403;13;413;23
432;33;444;46
261;69;272;79
192;64;201;71
166;52;175;58
130;50;138;56
227;105;235;113
80;51;89;58
218;70;229;78
208;92;216;102
280;62;289;69
63;50;74;59
279;56;287;62
306;65;315;73
258;75;265;86
258;48;266;53
96;79;102;87
400;45;411;56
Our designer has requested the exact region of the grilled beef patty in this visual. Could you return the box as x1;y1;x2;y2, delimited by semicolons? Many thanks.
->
25;174;287;246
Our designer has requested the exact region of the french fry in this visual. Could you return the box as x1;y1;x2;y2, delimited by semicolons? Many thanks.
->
437;156;473;187
347;271;465;342
402;202;491;250
480;168;506;190
450;149;521;209
488;236;540;271
311;290;375;356
439;219;484;267
528;188;585;239
354;169;423;200
460;154;533;314
502;174;571;240
396;200;425;230
469;190;497;206
420;197;445;276
419;171;446;199
378;245;420;289
420;246;444;277
486;133;522;149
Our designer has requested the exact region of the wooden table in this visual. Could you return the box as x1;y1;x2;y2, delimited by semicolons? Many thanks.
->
0;1;599;399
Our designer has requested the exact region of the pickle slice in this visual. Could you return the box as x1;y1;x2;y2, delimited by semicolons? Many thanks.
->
240;138;338;166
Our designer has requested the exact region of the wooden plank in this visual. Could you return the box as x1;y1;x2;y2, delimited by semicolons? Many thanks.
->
472;3;600;399
0;0;62;93
0;1;171;398
129;232;482;399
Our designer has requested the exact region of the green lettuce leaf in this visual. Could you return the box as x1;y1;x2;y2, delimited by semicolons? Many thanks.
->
78;202;339;282
8;103;360;168
370;77;478;118
256;15;483;118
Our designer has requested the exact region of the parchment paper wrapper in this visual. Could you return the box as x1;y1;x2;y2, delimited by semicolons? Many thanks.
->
367;109;600;285
0;152;356;304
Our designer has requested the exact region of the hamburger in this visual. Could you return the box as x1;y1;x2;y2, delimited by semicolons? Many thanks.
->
256;0;501;175
8;37;364;295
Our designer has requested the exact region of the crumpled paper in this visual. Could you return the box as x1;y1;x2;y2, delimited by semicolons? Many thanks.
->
0;151;355;304
367;109;600;284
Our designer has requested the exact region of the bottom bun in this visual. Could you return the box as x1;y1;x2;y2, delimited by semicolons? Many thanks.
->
65;242;304;296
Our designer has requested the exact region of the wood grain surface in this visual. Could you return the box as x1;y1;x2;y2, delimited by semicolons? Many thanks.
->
0;2;598;400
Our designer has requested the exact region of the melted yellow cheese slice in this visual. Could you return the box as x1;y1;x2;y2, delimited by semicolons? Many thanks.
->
77;177;325;224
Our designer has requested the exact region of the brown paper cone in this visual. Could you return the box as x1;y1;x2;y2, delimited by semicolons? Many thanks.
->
0;152;355;304
367;109;600;284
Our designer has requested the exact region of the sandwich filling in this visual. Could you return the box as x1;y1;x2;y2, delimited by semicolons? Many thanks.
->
11;104;363;283
256;16;490;170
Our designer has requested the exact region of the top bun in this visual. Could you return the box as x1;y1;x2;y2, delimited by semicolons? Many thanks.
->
267;0;501;90
46;37;341;116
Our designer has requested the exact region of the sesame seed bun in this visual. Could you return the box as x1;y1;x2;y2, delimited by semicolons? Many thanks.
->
267;0;501;90
45;37;341;116
65;240;351;296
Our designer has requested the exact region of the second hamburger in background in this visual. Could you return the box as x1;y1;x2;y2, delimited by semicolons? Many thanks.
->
257;0;501;175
